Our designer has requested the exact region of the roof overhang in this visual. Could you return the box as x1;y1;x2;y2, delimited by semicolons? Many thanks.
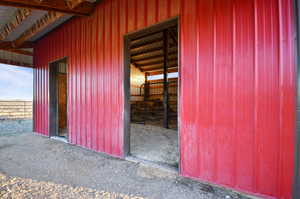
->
0;0;99;68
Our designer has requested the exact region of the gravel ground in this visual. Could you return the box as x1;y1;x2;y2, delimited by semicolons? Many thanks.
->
130;123;179;167
0;133;256;199
0;119;32;136
0;172;146;199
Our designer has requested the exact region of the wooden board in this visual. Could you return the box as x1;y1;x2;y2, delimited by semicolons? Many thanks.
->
58;73;67;130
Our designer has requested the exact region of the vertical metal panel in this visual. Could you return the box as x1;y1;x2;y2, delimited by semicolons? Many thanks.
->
255;0;280;195
33;0;296;198
180;0;198;178
98;5;105;152
86;15;92;149
90;8;97;151
234;0;255;191
103;0;111;152
214;0;234;185
196;0;215;183
180;0;296;198
112;0;121;155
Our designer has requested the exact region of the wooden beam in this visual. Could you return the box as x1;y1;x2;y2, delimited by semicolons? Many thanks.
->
169;28;178;45
131;50;178;62
0;41;33;48
65;0;85;9
141;65;177;72
0;58;33;68
130;41;163;55
0;8;32;41
140;61;178;71
0;0;95;16
148;68;178;76
136;57;177;67
11;0;95;48
163;30;169;129
0;48;33;56
130;36;163;49
131;50;177;62
144;72;149;101
0;41;12;48
14;11;64;48
131;45;177;57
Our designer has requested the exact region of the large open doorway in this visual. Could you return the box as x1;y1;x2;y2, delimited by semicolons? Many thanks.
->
124;18;179;169
49;58;68;141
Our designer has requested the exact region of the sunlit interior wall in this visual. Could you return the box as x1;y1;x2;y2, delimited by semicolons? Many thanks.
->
130;64;145;101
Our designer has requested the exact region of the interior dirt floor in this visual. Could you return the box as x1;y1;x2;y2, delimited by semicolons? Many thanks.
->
0;132;253;199
130;123;179;167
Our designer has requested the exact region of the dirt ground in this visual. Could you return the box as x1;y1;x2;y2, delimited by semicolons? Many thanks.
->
0;122;255;199
0;119;32;136
130;123;179;167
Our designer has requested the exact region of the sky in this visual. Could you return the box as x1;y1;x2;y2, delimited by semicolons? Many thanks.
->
0;64;33;101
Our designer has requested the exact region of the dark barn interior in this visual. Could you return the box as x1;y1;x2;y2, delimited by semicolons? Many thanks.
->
128;23;179;167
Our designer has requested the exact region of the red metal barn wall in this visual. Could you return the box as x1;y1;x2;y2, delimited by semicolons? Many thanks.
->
33;0;296;198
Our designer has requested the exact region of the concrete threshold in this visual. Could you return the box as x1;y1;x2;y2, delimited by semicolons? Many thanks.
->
50;136;68;143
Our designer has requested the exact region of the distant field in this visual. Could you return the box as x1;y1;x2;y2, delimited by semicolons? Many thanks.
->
0;100;32;120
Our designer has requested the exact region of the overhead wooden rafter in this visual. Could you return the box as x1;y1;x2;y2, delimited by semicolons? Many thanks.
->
0;41;33;48
131;51;177;62
0;58;33;68
0;0;96;68
0;0;95;16
148;68;178;76
4;0;96;48
0;8;32;41
140;64;178;72
129;27;179;74
13;11;65;48
0;48;33;56
65;0;85;9
136;57;177;68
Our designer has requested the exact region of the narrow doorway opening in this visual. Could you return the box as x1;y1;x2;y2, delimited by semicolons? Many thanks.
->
124;18;179;169
49;58;68;141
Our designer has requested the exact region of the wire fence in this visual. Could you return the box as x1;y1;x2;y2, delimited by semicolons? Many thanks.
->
0;101;32;120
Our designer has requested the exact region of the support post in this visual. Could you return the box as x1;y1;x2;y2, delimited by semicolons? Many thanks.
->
163;30;169;129
144;72;150;101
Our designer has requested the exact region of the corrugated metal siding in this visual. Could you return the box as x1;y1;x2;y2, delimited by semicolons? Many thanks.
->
34;0;180;154
34;0;296;198
180;0;296;198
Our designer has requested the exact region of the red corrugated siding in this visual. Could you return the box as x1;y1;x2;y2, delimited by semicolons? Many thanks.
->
34;0;296;198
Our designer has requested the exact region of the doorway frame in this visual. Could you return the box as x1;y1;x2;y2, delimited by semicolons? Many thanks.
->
294;0;300;198
49;57;69;140
123;17;181;171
